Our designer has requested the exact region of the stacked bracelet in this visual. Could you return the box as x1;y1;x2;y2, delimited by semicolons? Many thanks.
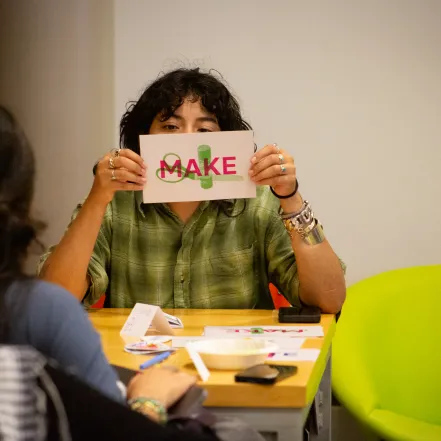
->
128;397;168;424
281;200;325;245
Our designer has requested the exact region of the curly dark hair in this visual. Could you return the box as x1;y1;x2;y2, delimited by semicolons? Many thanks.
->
119;68;253;216
0;106;44;341
120;68;252;154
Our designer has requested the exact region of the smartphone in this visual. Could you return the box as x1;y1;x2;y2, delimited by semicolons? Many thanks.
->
112;365;137;385
168;386;208;418
235;364;297;385
278;306;321;323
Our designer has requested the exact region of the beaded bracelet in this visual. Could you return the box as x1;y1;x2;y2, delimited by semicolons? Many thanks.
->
128;397;168;424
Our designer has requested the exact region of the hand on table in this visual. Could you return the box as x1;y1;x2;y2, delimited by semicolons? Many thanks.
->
127;366;197;409
249;143;297;197
90;148;147;206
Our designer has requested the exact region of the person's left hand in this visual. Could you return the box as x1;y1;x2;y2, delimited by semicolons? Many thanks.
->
127;366;197;409
249;144;297;196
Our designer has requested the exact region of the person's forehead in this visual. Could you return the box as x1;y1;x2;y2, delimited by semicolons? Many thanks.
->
174;99;208;115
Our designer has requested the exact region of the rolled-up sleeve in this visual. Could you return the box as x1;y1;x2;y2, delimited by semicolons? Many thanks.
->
265;214;302;307
37;201;112;307
265;214;346;306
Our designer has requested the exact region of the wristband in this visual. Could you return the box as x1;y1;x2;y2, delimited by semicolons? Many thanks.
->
270;179;299;199
128;397;168;424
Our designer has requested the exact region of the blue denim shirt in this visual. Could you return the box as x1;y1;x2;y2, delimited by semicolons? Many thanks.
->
5;279;123;403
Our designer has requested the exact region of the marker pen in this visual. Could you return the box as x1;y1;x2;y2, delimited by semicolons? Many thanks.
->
139;351;173;370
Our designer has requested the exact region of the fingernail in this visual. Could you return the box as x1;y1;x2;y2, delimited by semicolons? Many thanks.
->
141;177;147;183
251;157;257;164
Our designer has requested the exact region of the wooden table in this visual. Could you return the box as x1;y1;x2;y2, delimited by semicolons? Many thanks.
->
89;309;336;441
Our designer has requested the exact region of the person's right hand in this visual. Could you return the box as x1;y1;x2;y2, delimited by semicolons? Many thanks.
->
90;148;146;205
127;367;197;409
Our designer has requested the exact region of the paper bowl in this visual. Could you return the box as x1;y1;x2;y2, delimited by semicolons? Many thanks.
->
188;338;278;370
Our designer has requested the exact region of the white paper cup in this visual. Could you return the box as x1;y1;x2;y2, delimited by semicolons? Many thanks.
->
187;338;278;370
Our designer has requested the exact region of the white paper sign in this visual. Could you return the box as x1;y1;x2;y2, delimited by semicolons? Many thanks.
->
203;325;324;338
267;349;320;362
163;312;183;328
120;303;175;339
140;131;256;203
172;336;306;349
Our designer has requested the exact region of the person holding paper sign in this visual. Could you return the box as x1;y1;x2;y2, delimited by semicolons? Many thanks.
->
39;68;346;313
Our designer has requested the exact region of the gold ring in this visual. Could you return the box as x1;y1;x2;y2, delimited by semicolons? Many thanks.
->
111;169;117;181
280;164;286;174
109;157;115;169
278;153;284;164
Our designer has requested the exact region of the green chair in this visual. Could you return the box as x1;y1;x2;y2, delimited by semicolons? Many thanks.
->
332;265;441;441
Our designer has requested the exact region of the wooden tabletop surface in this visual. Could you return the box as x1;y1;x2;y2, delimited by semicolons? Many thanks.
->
89;309;335;408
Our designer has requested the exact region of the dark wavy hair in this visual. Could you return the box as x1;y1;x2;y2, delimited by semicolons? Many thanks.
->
120;68;252;153
0;106;44;341
119;68;253;215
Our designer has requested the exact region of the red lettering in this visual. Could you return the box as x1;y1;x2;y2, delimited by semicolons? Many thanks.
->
203;157;220;175
185;159;202;177
223;156;236;174
160;160;181;178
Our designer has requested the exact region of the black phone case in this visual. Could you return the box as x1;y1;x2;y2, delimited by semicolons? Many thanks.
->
235;375;276;385
235;365;297;385
278;306;321;323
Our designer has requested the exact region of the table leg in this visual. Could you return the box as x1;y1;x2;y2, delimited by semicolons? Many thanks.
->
273;429;303;441
211;350;332;441
212;407;306;441
309;352;332;441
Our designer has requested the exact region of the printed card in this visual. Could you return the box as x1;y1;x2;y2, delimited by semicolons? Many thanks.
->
120;303;175;341
140;131;256;203
203;325;324;338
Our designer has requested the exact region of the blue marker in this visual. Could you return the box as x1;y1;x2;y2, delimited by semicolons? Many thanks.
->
139;351;173;370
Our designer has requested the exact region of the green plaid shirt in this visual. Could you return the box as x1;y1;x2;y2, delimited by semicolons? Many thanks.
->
40;187;318;309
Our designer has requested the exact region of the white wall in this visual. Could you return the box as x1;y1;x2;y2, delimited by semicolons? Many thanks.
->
115;0;441;284
1;1;439;283
0;0;114;271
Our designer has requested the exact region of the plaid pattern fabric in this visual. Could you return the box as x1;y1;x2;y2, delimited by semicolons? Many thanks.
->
40;187;339;309
0;346;48;441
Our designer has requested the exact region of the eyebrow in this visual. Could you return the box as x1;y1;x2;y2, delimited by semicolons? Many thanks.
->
166;114;218;124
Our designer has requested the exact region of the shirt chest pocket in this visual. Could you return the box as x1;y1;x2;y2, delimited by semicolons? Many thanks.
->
206;243;256;308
